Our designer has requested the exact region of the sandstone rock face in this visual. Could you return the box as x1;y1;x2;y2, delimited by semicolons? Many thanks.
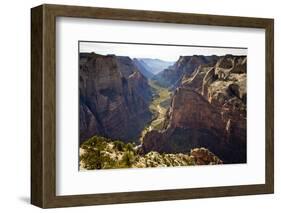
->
143;55;247;163
182;65;214;92
142;88;226;158
154;55;218;88
79;103;101;140
190;148;223;165
79;53;152;143
169;88;225;132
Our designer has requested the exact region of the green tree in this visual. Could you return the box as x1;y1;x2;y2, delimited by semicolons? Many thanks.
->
120;151;135;168
113;140;124;151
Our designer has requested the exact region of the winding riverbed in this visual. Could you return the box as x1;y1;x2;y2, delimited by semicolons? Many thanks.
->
139;80;171;143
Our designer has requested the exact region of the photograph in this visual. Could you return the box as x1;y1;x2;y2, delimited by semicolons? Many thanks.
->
29;3;274;208
79;41;247;170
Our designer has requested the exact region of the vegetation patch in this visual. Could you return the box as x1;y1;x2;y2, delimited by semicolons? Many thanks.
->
80;136;222;170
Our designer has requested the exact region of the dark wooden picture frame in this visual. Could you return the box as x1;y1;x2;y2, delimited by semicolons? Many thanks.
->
31;4;274;208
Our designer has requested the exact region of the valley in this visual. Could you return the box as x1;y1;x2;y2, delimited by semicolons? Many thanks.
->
79;51;247;169
139;80;171;143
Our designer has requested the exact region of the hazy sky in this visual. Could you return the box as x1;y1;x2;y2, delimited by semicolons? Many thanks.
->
79;41;247;62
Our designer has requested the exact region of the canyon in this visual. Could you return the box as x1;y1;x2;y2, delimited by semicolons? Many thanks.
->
79;52;247;167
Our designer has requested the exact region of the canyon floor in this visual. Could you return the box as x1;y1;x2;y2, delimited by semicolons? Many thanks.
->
139;80;171;143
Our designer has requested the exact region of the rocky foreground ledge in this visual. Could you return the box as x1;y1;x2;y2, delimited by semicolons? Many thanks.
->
79;136;222;170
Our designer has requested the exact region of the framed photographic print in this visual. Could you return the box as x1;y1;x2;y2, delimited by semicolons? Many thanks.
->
31;4;274;208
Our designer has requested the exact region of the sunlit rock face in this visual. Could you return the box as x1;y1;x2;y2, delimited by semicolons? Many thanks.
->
154;55;218;88
143;55;247;164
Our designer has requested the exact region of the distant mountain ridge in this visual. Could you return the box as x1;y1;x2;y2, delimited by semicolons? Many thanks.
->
132;59;154;79
135;58;174;75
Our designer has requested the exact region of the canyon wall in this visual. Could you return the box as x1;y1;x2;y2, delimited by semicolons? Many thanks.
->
143;55;247;163
79;53;152;143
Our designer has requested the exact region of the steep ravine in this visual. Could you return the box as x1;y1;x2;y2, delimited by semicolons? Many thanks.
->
139;80;171;143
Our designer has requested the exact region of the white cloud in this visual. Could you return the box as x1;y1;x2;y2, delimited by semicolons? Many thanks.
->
79;41;247;62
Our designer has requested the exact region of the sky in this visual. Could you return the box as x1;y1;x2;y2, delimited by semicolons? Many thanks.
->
79;41;247;62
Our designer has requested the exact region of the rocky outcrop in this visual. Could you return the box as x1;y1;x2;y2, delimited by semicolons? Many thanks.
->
190;148;223;165
154;55;218;87
142;55;247;164
79;53;152;143
181;65;214;92
168;88;225;132
79;136;222;170
142;88;227;158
